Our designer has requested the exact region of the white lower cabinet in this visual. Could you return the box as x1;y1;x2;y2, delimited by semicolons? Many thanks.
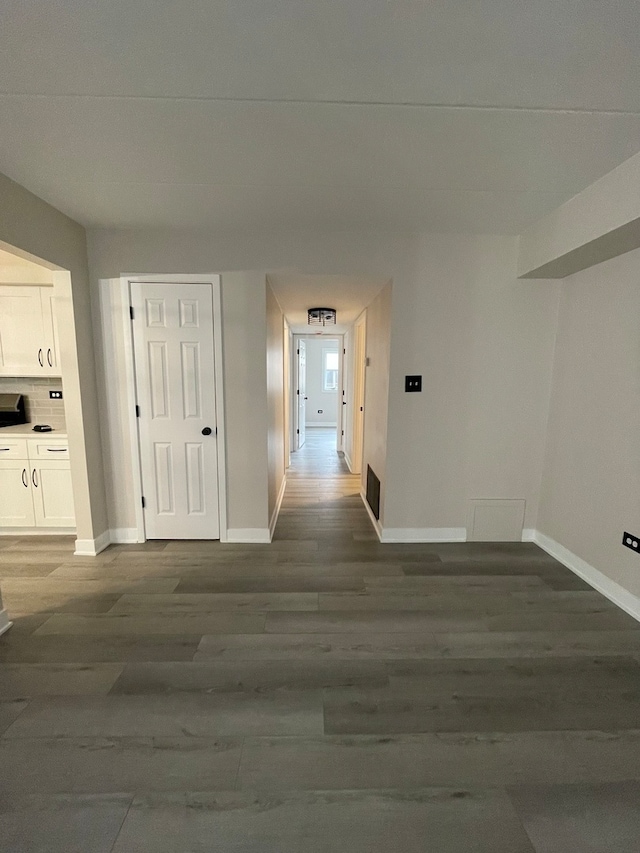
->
0;440;74;529
31;461;75;527
0;461;36;526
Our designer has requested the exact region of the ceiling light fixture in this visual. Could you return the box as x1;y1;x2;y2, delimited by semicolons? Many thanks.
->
307;307;336;326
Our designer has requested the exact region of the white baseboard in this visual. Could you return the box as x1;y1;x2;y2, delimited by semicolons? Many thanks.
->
534;530;640;623
360;489;383;541
381;527;467;543
0;528;75;536
269;475;287;540
226;528;272;544
109;528;142;544
74;529;111;556
0;609;13;636
521;528;536;542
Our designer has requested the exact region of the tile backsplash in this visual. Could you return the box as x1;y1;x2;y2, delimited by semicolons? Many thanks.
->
0;377;66;429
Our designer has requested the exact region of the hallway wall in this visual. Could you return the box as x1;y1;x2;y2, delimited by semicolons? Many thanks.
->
266;281;286;530
538;245;640;599
88;229;560;539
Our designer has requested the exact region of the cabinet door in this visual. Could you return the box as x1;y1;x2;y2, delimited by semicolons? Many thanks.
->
31;461;75;527
40;287;61;375
0;460;35;526
0;287;46;376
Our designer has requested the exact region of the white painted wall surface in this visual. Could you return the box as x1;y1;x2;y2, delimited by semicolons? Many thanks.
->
94;272;270;536
303;337;339;426
0;172;108;546
538;246;640;598
266;282;285;528
88;229;560;537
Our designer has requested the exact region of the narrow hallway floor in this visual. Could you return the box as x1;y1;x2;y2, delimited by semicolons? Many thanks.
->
0;427;639;851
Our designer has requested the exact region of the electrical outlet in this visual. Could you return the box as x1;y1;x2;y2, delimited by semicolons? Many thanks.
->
49;390;63;400
405;375;422;392
622;532;640;553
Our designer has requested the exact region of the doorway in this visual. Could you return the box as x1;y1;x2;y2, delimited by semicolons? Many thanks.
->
127;276;227;540
292;335;342;458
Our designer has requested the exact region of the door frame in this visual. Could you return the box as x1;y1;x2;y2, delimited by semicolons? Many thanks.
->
120;274;228;542
291;333;344;451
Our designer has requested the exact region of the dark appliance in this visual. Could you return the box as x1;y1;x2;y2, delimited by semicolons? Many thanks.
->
0;394;27;428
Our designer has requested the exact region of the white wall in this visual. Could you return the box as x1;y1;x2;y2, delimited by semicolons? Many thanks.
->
362;283;392;521
88;228;560;538
94;272;270;537
266;282;286;530
303;337;339;426
538;246;640;597
0;172;108;549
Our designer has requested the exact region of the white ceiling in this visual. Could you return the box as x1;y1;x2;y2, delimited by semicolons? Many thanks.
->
268;274;389;334
2;1;640;233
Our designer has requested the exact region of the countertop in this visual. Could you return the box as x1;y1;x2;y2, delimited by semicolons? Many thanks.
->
0;424;68;438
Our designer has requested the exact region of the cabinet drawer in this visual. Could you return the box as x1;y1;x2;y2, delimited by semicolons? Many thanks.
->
0;439;28;459
27;439;69;459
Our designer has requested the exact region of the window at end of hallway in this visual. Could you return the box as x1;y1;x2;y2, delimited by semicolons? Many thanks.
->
323;349;339;392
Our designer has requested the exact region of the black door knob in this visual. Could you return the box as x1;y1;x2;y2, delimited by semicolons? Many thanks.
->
202;427;213;436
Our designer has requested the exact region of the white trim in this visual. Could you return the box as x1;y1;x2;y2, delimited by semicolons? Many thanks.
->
269;475;287;540
226;528;272;543
307;423;337;428
533;530;640;623
0;528;75;536
120;276;146;541
0;609;13;636
360;489;383;541
381;527;467;543
521;528;536;542
109;527;141;544
120;274;228;544
74;529;111;556
344;450;355;473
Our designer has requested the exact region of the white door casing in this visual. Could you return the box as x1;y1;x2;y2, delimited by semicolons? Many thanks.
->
131;282;220;539
296;339;307;449
352;314;367;474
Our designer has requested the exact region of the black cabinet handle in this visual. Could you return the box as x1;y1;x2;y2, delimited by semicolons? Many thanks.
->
46;448;67;452
38;348;43;367
47;348;53;367
21;468;28;488
201;427;212;436
32;468;38;488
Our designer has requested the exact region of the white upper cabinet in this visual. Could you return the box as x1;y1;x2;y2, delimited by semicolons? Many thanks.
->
0;286;60;376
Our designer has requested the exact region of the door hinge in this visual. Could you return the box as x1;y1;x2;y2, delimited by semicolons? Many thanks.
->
341;430;344;436
129;306;134;320
343;348;346;355
141;496;146;508
297;348;300;355
296;389;299;395
296;429;299;434
135;405;141;418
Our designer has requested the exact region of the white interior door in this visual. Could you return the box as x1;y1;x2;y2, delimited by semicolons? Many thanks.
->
296;339;307;449
352;315;367;474
131;282;220;539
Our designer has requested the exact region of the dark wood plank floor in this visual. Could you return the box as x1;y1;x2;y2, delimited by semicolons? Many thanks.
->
0;427;639;851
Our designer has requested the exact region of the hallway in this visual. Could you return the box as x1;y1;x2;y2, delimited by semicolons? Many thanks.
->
0;430;639;849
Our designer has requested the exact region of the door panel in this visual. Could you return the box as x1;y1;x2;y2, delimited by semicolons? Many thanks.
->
0;461;35;526
131;282;220;539
0;287;45;376
296;339;307;449
31;461;75;527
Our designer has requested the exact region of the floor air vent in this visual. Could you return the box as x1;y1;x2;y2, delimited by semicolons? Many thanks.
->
366;465;381;520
